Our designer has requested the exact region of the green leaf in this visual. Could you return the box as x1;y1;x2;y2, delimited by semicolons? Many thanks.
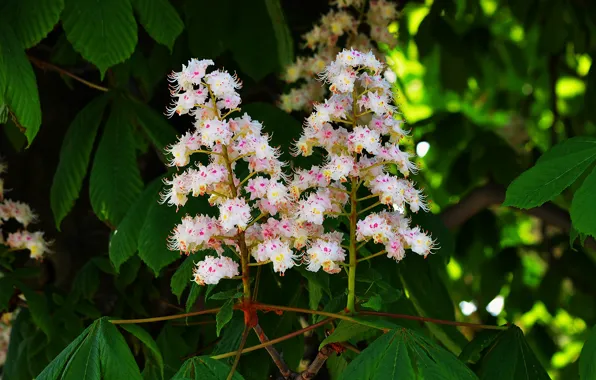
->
132;101;178;157
210;290;242;300
51;95;109;229
504;137;596;209
185;0;229;58
121;324;164;379
327;354;349;380
37;317;142;380
61;0;138;77
20;286;53;338
362;294;383;311
216;299;234;337
172;356;244;379
186;283;203;312
477;325;549;380
319;321;375;350
0;0;64;48
171;255;196;302
0;277;14;311
115;256;142;291
458;330;501;364
132;0;183;50
110;179;162;271
264;0;294;68
340;328;477;380
4;309;34;380
0;23;42;144
90;101;143;226
72;260;100;301
399;257;468;354
571;166;596;238
580;325;596;380
138;201;179;276
227;1;280;81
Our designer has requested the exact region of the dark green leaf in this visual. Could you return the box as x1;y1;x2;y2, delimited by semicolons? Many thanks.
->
132;0;183;50
172;356;244;379
72;260;100;301
362;294;383;311
458;330;501;364
0;277;14;311
571;166;596;238
210;290;242;300
580;325;596;380
264;0;294;68
38;317;142;380
0;0;64;48
4;309;34;380
90;101;143;226
216;299;234;337
171;255;196;302
133;101;178;157
399;257;468;354
340;328;476;380
0;23;42;144
319;321;376;350
110;179;162;271
185;0;229;58
20;286;53;338
121;324;164;379
61;0;137;77
51;95;109;229
227;1;280;81
478;325;549;380
186;283;202;312
504;137;596;209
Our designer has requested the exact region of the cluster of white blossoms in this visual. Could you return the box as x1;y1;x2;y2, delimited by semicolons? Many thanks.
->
162;49;434;286
0;163;50;259
279;0;399;113
291;48;435;265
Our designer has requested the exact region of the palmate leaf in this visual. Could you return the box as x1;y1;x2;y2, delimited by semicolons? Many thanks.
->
504;137;596;209
0;23;42;145
109;179;162;272
37;317;142;380
132;0;183;51
51;95;109;229
89;100;143;227
171;255;196;302
0;0;64;48
340;328;477;380
172;356;244;380
61;0;137;78
477;325;550;380
399;256;468;354
121;324;164;380
319;321;376;350
570;166;596;238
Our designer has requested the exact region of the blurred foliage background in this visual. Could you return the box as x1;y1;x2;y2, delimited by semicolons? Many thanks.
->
1;0;595;378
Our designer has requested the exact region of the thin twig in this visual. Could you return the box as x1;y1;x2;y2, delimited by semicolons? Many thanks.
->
358;311;508;330
357;250;387;263
109;308;221;324
298;346;333;379
227;326;251;380
253;324;293;378
211;318;334;361
28;56;109;92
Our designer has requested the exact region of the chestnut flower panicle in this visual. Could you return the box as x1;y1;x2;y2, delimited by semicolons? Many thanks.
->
292;48;437;265
162;59;303;285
